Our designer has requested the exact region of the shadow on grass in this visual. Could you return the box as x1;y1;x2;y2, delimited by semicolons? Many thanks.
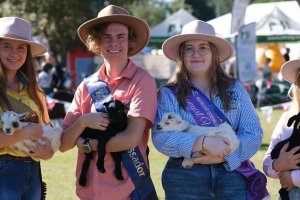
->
260;143;269;151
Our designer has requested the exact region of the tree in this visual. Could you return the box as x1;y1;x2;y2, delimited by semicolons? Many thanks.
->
127;0;165;27
0;0;99;64
0;0;147;64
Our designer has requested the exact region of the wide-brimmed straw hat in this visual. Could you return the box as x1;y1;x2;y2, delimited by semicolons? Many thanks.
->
162;20;233;62
0;17;47;57
280;59;300;83
78;5;150;56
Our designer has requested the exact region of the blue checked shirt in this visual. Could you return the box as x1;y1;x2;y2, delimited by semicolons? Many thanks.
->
152;81;263;171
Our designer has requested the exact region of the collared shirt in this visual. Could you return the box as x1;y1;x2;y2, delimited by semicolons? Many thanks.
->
152;80;263;171
0;71;50;160
63;59;157;200
262;110;300;188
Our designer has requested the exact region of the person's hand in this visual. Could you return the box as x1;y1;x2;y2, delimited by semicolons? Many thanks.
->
28;137;54;160
80;112;109;131
202;136;231;157
273;143;300;171
22;123;43;140
192;152;225;164
279;171;295;191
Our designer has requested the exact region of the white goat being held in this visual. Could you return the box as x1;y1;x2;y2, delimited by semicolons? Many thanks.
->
156;112;240;169
0;111;62;153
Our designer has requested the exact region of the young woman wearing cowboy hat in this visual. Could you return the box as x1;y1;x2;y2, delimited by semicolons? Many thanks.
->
263;59;300;200
60;5;158;200
0;17;53;199
152;20;265;199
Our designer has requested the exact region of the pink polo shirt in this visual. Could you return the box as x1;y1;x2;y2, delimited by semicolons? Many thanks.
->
63;59;157;200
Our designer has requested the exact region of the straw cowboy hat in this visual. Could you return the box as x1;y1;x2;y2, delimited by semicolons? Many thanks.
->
78;5;150;57
0;17;47;57
280;59;300;83
162;20;233;62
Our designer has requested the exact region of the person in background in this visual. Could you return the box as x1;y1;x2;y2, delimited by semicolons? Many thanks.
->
152;20;267;200
38;63;54;95
52;63;67;90
0;17;54;200
263;59;300;200
59;5;158;200
283;47;290;62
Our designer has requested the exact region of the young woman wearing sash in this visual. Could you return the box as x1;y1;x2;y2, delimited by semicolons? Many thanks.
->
152;20;265;200
263;59;300;199
0;17;53;199
60;5;158;200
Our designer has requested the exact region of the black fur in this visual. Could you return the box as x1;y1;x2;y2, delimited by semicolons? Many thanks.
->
79;99;127;186
271;112;300;200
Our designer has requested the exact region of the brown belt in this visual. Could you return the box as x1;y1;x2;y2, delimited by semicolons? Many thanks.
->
0;154;35;162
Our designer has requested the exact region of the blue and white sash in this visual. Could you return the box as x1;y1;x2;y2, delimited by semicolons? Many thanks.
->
169;85;269;200
84;74;158;200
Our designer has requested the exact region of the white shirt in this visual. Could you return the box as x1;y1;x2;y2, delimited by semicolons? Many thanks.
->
262;110;300;187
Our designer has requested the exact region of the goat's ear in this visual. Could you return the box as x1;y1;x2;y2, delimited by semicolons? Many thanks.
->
18;112;28;120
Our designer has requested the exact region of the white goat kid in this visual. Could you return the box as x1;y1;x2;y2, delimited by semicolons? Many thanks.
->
0;111;62;153
156;112;240;169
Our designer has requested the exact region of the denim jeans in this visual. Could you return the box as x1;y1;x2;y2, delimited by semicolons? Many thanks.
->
162;158;247;200
0;159;41;200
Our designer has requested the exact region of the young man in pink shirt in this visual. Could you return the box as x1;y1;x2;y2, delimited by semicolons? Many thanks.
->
60;5;158;200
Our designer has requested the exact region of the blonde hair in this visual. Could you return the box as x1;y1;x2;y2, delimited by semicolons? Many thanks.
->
288;70;300;112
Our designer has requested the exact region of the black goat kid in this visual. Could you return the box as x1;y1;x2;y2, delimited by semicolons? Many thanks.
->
271;112;300;200
79;99;127;186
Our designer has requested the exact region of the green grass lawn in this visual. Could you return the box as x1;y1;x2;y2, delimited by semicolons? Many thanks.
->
42;109;284;200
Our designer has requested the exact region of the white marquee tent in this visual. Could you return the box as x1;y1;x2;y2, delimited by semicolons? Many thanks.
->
207;1;300;43
149;8;198;46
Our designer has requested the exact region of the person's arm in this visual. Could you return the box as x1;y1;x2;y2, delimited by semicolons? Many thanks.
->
75;116;143;153
272;144;300;172
263;112;292;178
60;83;109;152
106;72;157;152
105;117;147;152
222;82;263;171
28;137;54;160
0;123;43;148
60;112;109;152
152;87;202;158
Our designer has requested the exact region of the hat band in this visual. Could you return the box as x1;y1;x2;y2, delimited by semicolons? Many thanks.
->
0;33;31;41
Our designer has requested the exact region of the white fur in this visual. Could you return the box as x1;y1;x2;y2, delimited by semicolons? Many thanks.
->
0;111;62;153
157;112;240;169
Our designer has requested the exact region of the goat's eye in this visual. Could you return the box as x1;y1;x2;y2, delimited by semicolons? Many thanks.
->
12;122;19;128
166;122;170;125
167;115;172;119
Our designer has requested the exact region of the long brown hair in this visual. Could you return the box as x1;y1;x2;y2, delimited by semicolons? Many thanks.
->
165;41;235;112
0;44;47;122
